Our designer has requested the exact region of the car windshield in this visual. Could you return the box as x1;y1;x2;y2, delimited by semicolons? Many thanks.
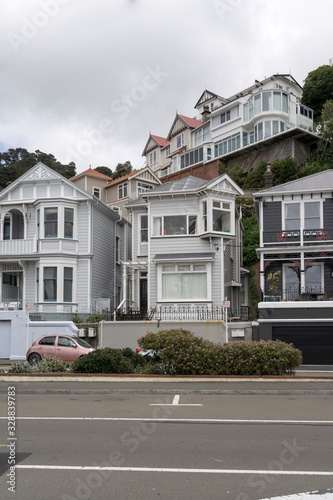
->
74;337;92;348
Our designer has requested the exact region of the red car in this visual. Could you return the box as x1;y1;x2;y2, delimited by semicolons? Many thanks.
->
26;334;94;365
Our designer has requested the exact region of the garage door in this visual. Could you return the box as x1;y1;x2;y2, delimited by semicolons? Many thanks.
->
272;326;333;364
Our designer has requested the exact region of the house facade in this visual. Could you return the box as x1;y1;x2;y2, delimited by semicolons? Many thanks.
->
0;162;129;316
71;166;161;220
142;74;318;183
253;170;333;363
124;174;249;319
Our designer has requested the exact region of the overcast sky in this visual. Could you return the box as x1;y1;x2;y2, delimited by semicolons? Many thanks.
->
0;0;332;175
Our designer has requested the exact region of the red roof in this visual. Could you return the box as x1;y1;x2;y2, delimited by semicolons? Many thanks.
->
70;167;112;181
151;135;170;147
106;166;147;187
178;114;202;129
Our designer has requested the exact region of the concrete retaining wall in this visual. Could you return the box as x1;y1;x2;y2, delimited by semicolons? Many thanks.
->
100;320;253;350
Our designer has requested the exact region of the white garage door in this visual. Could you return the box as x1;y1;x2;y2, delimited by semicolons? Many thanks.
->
0;320;11;358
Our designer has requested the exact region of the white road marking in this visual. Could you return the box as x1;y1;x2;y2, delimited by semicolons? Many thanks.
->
259;491;333;499
150;394;202;406
0;417;331;424
15;465;333;476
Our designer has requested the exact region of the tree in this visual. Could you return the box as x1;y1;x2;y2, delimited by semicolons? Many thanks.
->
112;161;133;180
271;157;298;186
0;148;76;190
302;65;333;120
95;166;113;178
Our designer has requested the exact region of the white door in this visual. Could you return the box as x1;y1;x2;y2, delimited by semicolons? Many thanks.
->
0;320;11;358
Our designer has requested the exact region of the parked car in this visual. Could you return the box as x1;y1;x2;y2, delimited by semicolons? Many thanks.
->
26;335;94;364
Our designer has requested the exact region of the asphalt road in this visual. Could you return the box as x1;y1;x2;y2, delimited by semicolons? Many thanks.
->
0;387;332;500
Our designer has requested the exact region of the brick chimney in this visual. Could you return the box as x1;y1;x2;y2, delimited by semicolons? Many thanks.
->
201;105;211;123
263;162;274;189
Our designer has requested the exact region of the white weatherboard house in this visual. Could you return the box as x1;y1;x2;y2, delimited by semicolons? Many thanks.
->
123;173;249;320
142;74;317;181
0;162;129;317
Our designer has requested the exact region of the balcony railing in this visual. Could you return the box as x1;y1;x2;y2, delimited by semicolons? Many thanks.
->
117;306;250;322
263;229;332;245
263;287;333;302
0;238;37;255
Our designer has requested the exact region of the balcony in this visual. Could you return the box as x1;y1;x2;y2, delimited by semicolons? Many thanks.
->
263;287;333;302
0;238;37;255
263;229;331;246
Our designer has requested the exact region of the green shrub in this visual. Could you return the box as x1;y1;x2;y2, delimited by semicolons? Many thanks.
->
137;329;302;376
70;347;143;373
85;314;103;323
137;329;224;375
31;356;69;373
5;362;33;373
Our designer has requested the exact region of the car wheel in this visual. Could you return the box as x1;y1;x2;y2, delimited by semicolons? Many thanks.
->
28;353;42;365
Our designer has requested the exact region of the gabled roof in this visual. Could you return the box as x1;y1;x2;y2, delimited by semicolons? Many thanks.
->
70;166;112;181
194;89;227;109
140;174;243;197
0;162;121;220
253;169;333;197
142;134;170;156
105;166;161;188
167;114;202;140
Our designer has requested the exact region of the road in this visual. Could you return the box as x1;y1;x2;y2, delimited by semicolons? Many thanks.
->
0;381;333;500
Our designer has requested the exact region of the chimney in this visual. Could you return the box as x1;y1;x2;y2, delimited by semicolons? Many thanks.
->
201;105;211;123
263;162;274;189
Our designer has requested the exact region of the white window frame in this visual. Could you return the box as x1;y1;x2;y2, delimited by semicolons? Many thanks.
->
93;187;101;199
176;133;184;149
149;151;157;165
201;198;233;234
282;200;322;232
118;183;128;200
152;214;197;237
283;262;323;299
37;260;76;304
139;214;148;245
38;204;77;240
157;262;212;303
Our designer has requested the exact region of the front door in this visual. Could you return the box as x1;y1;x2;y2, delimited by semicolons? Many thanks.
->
140;278;147;313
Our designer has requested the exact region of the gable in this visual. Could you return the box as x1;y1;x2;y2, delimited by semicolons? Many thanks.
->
0;162;93;203
207;176;244;197
134;169;160;184
195;90;218;107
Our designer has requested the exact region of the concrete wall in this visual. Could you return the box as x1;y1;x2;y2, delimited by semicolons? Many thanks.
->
100;320;253;350
0;310;79;360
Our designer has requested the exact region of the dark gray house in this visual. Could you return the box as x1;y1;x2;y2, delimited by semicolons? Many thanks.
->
253;170;333;363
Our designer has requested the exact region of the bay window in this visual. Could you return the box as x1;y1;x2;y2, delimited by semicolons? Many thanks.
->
152;215;197;236
44;267;57;301
64;267;73;302
44;208;58;237
64;208;74;238
243;91;289;123
39;265;75;304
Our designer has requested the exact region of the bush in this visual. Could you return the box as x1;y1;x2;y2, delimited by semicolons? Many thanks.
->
5;362;33;373
70;347;144;373
137;329;302;376
32;356;69;373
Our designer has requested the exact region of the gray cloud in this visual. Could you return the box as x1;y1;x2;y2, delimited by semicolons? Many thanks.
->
0;0;332;173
